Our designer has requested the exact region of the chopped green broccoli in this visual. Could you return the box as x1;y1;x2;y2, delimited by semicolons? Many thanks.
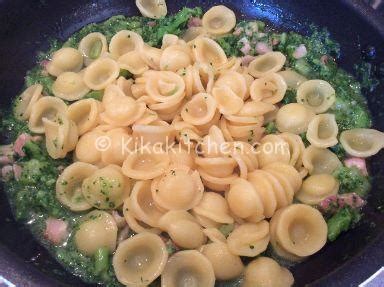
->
23;140;44;160
330;143;347;160
25;66;55;96
264;122;278;134
281;89;297;105
327;207;361;241
333;166;371;197
216;35;242;57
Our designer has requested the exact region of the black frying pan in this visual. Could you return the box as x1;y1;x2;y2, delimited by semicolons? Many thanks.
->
1;0;384;286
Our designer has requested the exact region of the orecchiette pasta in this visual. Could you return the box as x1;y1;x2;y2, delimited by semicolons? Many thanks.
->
151;165;204;210
126;180;165;227
201;242;244;281
212;85;244;115
182;26;208;42
340;128;384;157
117;50;149;75
296;174;339;205
83;58;120;90
14;84;43;120
227;221;270;257
160;44;192;72
270;204;327;261
113;233;168;286
242;257;294;287
46;47;83;77
28;96;68;134
276;103;315;134
78;32;108;65
158;210;206;249
43;114;78;159
278;69;307;90
302;145;342;175
67;98;100;135
135;0;167;19
250;73;287;104
296;80;336;114
161;250;215;287
306;113;339;148
56;162;97;211
181;92;217;125
82;165;131;209
192;37;227;68
75;210;118;256
248;52;286;78
202;5;236;35
109;30;144;58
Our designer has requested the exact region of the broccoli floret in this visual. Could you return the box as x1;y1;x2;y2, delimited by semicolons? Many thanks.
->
216;35;242;57
23;140;44;160
281;89;297;105
330;143;347;160
264;122;278;135
327;207;361;241
333;166;371;197
25;66;55;96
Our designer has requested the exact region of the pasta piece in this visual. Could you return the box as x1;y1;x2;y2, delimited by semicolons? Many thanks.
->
29;97;68;134
243;257;294;287
135;0;167;19
227;221;270;257
75;130;104;164
191;62;215;94
122;148;170;180
123;207;162;235
132;121;175;146
117;50;149;75
135;107;159;125
43;115;78;159
151;165;204;210
83;58;120;90
278;69;307;90
78;32;108;65
169;144;196;169
227;178;264;219
256;134;291;168
248;52;286;78
198;168;238;192
250;73;287;104
56;162;97;211
161;34;179;49
296;174;339;205
109;30;144;59
126;180;165;227
201;242;244;281
141;44;163;70
199;125;226;158
46;47;83;77
82;165;131;209
306;114;339;148
181;93;217;125
302;145;342;175
182;27;208;42
340;128;384;157
215;71;247;100
263;162;302;193
202;228;227;243
296;80;336;113
160;44;192;72
278;133;306;169
192;37;227;67
276;103;315;134
113;233;168;286
52;71;90;101
145;71;185;103
212;86;244;115
161;250;215;287
220;117;265;144
192;192;234;225
67;98;100;135
75;210;118;256
14;84;43;120
202;5;236;35
158;210;206;249
116;76;134;98
195;157;237;178
270;204;327;260
100;85;146;126
172;116;204;147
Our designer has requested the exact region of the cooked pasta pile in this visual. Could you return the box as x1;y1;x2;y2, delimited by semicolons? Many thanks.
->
10;3;384;287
